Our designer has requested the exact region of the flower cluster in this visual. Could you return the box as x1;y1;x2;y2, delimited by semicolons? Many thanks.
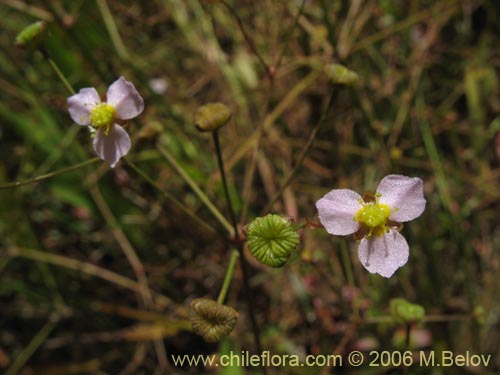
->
67;76;144;167
316;175;426;278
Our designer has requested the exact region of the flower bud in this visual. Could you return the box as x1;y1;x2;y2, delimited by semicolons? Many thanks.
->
390;298;425;325
324;63;359;86
189;298;238;342
472;306;486;326
15;21;47;50
246;214;300;268
194;103;232;132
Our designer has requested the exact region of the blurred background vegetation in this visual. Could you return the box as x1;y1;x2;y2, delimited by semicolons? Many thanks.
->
0;0;499;374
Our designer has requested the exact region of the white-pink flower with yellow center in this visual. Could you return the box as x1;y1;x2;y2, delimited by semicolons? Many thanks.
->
316;175;426;278
67;76;144;167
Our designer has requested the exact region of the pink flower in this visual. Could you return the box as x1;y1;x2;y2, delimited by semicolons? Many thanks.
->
67;77;144;167
316;175;426;278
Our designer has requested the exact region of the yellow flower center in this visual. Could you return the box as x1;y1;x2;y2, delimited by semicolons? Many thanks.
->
90;103;115;135
354;195;391;237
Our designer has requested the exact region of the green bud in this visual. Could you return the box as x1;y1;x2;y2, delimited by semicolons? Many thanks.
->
472;306;487;326
246;214;300;268
189;298;239;343
324;63;359;86
15;21;47;50
390;298;425;325
194;102;232;132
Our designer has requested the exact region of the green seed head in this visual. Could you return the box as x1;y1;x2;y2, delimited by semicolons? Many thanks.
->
189;298;239;343
246;214;299;268
355;203;390;228
354;196;392;237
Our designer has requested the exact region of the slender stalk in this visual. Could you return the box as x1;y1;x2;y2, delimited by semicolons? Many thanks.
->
96;0;130;61
125;159;216;235
211;131;265;373
5;320;57;375
6;247;172;307
157;143;234;236
89;184;153;305
226;71;320;171
0;157;100;190
405;324;411;349
2;0;54;21
220;0;271;80
217;249;239;305
403;324;411;375
262;87;337;213
212;131;238;232
41;48;75;95
274;0;307;71
340;239;359;317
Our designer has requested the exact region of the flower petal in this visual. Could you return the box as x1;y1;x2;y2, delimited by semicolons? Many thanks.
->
67;88;101;125
357;230;409;278
376;175;426;222
106;76;144;120
92;124;131;168
316;189;362;235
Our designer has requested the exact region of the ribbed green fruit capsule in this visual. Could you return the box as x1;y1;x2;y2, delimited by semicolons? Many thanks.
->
15;21;47;50
390;298;425;325
189;298;239;343
194;102;232;132
324;63;359;86
246;214;300;268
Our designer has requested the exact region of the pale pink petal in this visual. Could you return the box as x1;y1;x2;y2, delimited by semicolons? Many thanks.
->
67;88;101;125
316;189;362;235
376;175;426;222
357;230;409;278
92;124;131;168
106;76;144;120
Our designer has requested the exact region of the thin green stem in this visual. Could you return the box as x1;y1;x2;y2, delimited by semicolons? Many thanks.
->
157;143;234;236
275;0;307;71
220;0;271;80
217;249;239;305
262;87;337;214
405;324;411;348
0;157;100;190
41;48;75;95
212;130;238;235
211;131;264;372
340;239;359;317
416;95;455;215
5;247;172;307
5;320;57;375
125;159;216;235
96;0;130;61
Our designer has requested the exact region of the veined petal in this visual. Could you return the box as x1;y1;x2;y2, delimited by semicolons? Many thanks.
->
67;88;101;125
316;189;362;235
357;230;409;278
106;76;144;120
93;124;131;168
376;175;426;222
